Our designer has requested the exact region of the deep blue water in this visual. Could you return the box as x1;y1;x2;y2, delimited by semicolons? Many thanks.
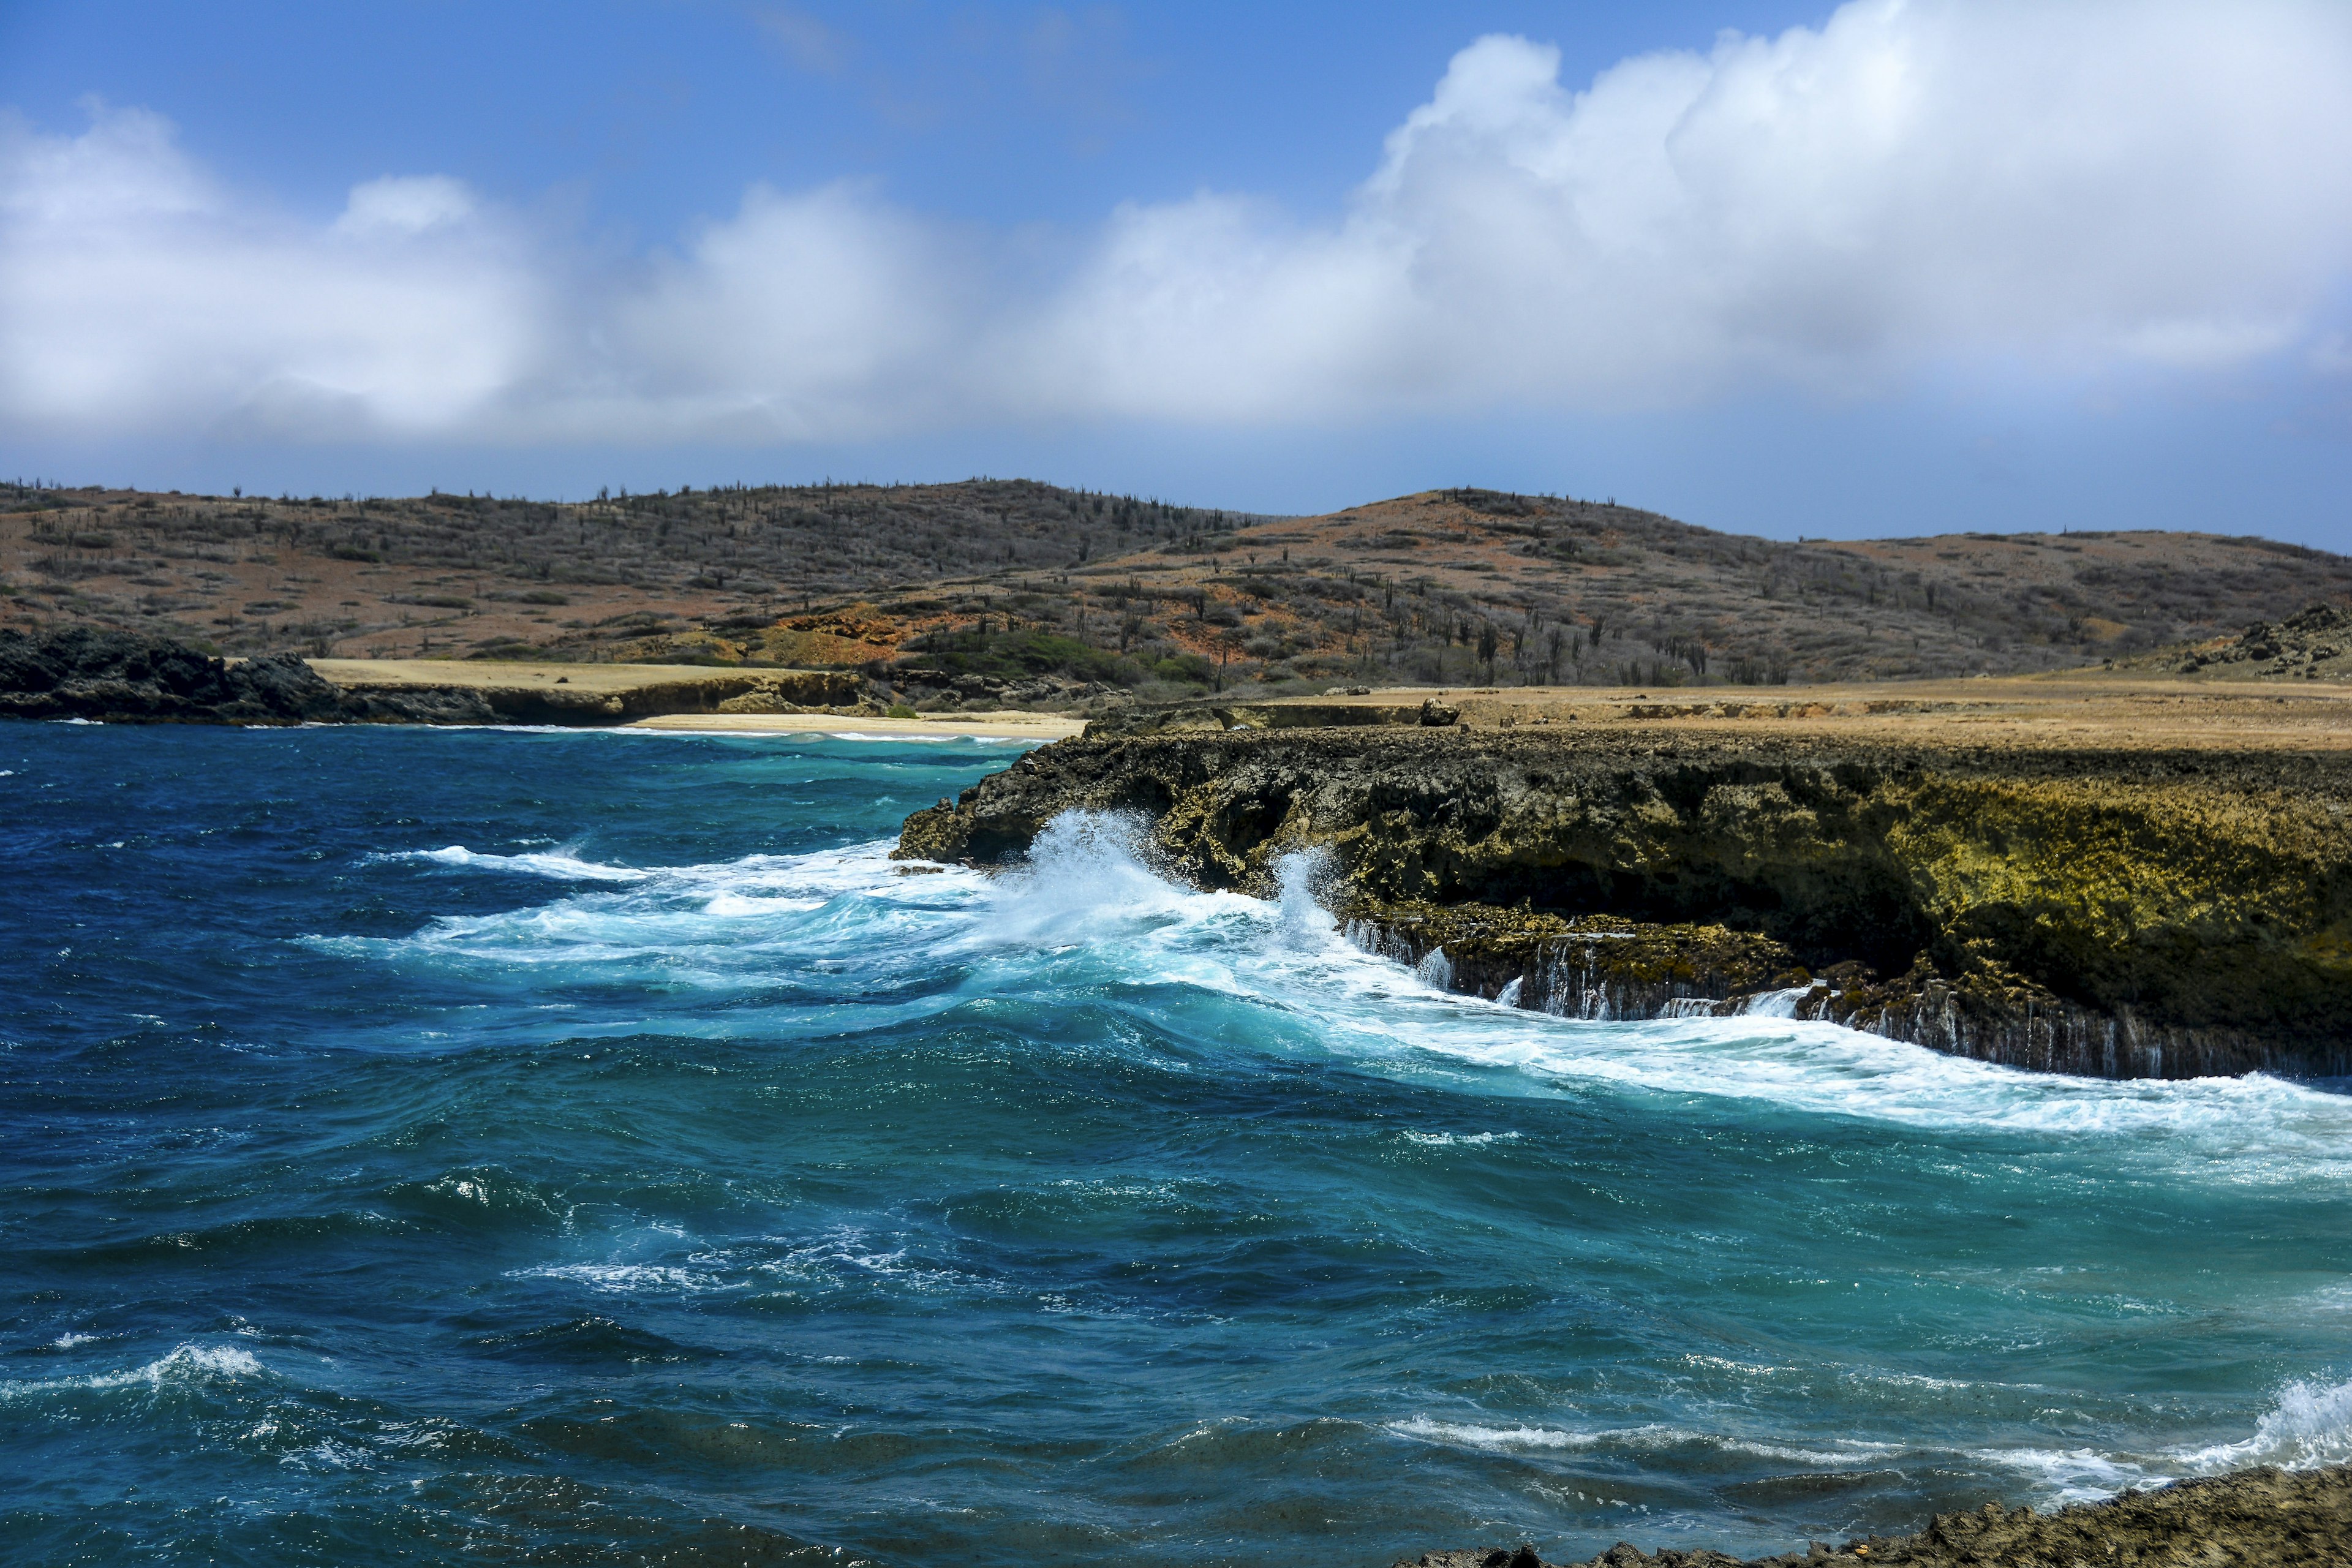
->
5;722;2351;1568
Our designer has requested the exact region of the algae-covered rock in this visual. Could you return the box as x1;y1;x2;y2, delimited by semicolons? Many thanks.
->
1340;899;1803;1020
894;726;2352;1078
1411;1461;2352;1566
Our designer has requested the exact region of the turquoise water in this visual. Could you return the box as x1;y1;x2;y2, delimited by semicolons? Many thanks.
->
4;723;2351;1568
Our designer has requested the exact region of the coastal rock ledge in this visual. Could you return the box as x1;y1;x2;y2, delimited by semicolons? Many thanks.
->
1397;1461;2352;1565
894;726;2352;1080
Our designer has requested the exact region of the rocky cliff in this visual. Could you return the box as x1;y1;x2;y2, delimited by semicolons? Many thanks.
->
0;627;868;726
0;625;481;725
895;724;2352;1079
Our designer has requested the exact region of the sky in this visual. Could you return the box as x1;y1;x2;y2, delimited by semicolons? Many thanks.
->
3;1;2351;546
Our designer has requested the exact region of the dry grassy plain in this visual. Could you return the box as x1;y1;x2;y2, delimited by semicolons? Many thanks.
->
1290;674;2352;753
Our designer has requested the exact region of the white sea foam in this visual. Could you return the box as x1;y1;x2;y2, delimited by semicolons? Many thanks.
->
1389;1417;1600;1450
510;1262;719;1294
377;845;651;881
1;1342;267;1400
2176;1377;2352;1471
327;810;2352;1174
302;801;2352;1519
316;839;981;984
1738;986;1815;1019
971;811;1225;943
1398;1376;2352;1504
1969;1444;2157;1501
1399;1130;1520;1147
1389;1415;1905;1467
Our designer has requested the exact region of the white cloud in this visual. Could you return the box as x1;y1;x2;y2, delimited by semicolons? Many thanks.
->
0;106;545;437
335;175;478;238
596;183;974;440
5;0;2351;445
1046;1;2352;414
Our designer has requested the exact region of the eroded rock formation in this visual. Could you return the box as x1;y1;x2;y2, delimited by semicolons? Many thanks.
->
0;627;868;726
895;726;2352;1079
1398;1461;2352;1565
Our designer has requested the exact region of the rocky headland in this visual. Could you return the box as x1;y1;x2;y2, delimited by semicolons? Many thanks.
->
895;688;2352;1080
1403;1462;2352;1566
0;627;870;726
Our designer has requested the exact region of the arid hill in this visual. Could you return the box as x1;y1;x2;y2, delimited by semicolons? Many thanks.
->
2;478;2345;701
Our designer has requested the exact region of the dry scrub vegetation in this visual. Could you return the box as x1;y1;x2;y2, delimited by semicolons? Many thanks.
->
3;477;2346;706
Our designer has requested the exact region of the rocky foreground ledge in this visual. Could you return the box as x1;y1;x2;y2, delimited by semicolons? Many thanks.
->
1404;1463;2352;1565
895;709;2352;1079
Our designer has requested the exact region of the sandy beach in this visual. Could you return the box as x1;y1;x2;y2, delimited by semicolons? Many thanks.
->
625;710;1087;739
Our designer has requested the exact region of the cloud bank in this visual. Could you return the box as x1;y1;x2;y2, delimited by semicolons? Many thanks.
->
6;0;2351;445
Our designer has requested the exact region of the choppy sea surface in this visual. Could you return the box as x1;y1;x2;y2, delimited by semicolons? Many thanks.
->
6;723;2352;1567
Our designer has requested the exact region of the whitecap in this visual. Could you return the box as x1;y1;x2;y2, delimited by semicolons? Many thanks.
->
318;808;2352;1184
2176;1377;2352;1471
1388;1415;1905;1467
1964;1444;2157;1501
374;845;650;882
510;1262;718;1294
1;1342;268;1400
1399;1130;1520;1147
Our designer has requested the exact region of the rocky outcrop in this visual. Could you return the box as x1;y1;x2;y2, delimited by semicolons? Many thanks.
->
711;671;870;714
895;669;1107;710
0;625;487;725
1087;697;1453;734
894;726;2352;1079
1400;1461;2352;1565
331;667;864;725
0;627;871;726
2173;600;2352;680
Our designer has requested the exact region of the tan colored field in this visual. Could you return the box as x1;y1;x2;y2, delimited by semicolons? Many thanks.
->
628;712;1084;739
1280;674;2352;752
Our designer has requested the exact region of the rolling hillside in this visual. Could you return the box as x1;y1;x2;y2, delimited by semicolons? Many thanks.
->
3;478;2345;701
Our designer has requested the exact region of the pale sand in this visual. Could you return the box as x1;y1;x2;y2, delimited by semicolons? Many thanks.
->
625;712;1087;739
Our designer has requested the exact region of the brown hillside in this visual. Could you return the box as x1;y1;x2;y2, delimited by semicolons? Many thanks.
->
1;479;2344;701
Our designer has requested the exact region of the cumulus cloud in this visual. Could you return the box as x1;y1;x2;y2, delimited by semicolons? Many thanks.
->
5;0;2351;444
595;183;978;441
0;105;546;438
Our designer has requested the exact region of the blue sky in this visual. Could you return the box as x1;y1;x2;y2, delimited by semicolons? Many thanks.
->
4;1;2350;546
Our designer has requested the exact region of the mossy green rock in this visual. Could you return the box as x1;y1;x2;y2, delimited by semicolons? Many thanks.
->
896;728;2352;1078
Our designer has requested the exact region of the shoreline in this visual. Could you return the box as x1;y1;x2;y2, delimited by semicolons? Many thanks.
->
624;710;1084;739
895;701;2352;1081
1408;1461;2352;1566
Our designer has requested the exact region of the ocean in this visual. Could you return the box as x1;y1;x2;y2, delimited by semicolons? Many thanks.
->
4;722;2350;1567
